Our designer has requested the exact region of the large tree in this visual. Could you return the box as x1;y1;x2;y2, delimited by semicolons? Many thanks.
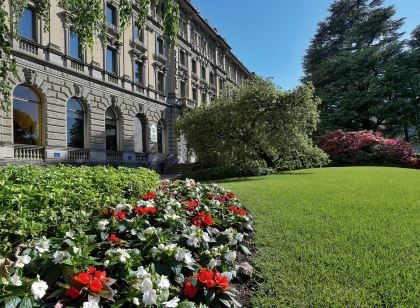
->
176;77;329;170
303;0;405;132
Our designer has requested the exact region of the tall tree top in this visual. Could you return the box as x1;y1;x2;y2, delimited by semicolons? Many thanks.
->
409;26;420;50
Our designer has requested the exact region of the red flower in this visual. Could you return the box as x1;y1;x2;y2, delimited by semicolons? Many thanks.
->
184;279;198;298
109;233;120;243
89;278;103;293
142;192;157;200
94;270;111;282
227;193;236;199
186;200;200;212
110;210;126;221
134;207;156;215
215;272;229;289
148;207;157;214
191;217;202;227
66;287;81;299
74;272;91;285
229;206;247;216
198;268;215;289
202;214;215;225
88;266;96;274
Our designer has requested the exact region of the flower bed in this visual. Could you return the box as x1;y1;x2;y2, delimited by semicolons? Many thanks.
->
0;179;254;308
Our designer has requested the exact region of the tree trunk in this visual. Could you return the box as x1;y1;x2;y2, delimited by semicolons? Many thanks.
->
404;127;410;142
361;118;371;130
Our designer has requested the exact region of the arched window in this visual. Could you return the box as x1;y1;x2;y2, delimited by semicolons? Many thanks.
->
105;108;119;151
134;114;147;153
67;97;85;148
157;120;166;154
13;85;42;145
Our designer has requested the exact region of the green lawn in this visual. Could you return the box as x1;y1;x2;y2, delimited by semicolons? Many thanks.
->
217;167;420;307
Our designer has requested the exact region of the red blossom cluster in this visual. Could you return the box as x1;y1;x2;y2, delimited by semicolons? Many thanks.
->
141;192;158;200
134;206;157;215
109;233;120;243
192;212;215;227
110;210;126;221
185;200;201;212
183;268;229;299
217;193;236;203
229;206;247;216
66;267;111;299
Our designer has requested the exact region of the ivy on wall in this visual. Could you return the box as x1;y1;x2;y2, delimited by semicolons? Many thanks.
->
0;0;179;111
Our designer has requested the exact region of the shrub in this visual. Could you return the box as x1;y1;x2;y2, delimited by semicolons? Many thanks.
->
317;130;417;166
176;77;329;170
0;165;160;257
0;179;253;308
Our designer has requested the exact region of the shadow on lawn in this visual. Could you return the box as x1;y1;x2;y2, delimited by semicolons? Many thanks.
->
211;171;314;184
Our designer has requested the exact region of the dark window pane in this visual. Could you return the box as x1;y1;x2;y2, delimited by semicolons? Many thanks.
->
106;47;116;74
13;85;41;145
69;32;82;60
105;109;118;151
157;121;164;154
106;5;116;26
19;8;35;41
134;115;146;153
134;62;143;84
67;98;84;148
157;72;164;92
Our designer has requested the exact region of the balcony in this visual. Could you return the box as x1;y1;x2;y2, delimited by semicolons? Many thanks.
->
68;149;90;162
18;38;39;55
106;151;123;162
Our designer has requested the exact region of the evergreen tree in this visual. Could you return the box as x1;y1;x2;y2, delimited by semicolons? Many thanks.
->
303;0;405;132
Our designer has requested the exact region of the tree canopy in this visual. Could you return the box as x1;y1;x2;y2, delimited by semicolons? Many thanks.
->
303;0;419;140
176;77;329;170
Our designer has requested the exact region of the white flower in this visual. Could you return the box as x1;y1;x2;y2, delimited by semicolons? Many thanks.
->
104;260;110;267
133;297;140;306
157;275;170;290
53;251;66;264
10;274;22;286
97;220;109;231
35;237;50;254
144;227;156;235
143;289;157;307
72;247;81;254
225;251;237;263
202;232;210;242
117;249;131;263
82;295;100;308
163;297;180;307
15;255;31;268
141;278;154;292
208;258;221;269
131;266;150;279
65;231;75;239
31;276;48;300
158;243;165;250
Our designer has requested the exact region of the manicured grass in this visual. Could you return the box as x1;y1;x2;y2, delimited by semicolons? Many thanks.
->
217;167;420;307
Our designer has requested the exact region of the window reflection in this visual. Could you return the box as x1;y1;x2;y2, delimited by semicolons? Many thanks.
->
13;85;42;145
67;97;85;148
106;108;118;151
19;7;35;41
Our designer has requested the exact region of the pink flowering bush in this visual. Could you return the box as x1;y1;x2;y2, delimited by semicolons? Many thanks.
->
318;130;417;167
0;179;253;307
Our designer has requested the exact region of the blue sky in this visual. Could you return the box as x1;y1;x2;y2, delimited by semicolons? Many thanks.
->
192;0;420;90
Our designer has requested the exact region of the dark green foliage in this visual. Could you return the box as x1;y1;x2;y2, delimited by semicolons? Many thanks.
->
303;0;416;133
177;165;277;181
176;77;329;171
219;167;420;307
0;165;159;257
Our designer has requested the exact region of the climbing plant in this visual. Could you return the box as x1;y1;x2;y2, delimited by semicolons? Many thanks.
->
0;0;179;111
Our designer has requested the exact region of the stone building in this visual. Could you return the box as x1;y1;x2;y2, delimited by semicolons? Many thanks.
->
0;0;251;169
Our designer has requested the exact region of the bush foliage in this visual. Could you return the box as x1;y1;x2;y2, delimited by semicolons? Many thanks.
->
0;179;253;308
0;165;160;257
176;77;329;170
317;130;418;167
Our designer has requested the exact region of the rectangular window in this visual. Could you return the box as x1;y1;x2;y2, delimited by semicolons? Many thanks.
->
19;7;36;41
192;88;197;102
201;93;207;104
157;38;164;55
179;50;186;66
69;32;82;60
219;78;224;91
106;4;117;26
192;60;197;74
201;66;206;80
157;72;164;93
134;61;143;85
210;72;215;85
106;47;117;74
133;23;144;43
180;81;186;98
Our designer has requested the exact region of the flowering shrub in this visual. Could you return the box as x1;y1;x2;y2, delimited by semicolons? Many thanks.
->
0;179;253;307
318;130;417;167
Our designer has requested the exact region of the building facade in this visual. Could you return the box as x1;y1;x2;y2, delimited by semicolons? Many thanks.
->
0;0;251;169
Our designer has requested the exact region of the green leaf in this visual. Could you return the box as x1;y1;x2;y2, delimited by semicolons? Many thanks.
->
18;298;32;308
5;297;21;308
